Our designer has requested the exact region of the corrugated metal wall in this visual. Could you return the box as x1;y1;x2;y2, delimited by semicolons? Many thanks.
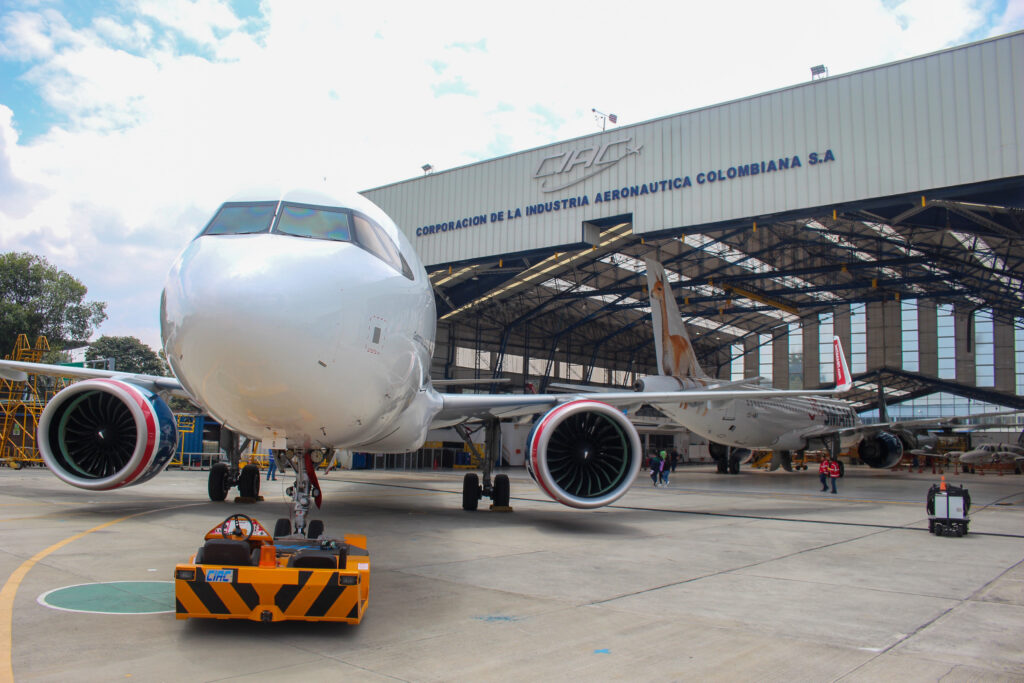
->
363;31;1023;267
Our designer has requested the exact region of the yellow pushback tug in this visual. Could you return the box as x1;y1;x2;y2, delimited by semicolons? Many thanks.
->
174;514;369;623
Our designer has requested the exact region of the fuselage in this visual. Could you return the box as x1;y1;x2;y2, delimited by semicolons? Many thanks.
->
958;443;1024;465
160;189;440;452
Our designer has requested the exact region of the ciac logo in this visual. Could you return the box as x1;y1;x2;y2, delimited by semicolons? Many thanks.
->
533;136;643;193
204;568;234;583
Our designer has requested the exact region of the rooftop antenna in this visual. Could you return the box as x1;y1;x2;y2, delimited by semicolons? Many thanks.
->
810;64;828;81
591;108;617;131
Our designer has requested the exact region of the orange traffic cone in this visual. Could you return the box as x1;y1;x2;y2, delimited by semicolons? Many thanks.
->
940;475;947;491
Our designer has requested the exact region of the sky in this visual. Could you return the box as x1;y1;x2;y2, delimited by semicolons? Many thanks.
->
1;0;1022;353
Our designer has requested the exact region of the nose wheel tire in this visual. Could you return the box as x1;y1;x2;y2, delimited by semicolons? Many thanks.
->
462;473;480;511
274;518;291;538
306;519;324;539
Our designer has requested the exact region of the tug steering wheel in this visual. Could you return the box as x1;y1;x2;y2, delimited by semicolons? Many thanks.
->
220;513;255;541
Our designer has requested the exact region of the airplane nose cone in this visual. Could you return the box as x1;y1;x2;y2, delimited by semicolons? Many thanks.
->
161;234;402;443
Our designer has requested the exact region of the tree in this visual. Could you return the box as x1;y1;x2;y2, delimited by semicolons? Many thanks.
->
86;336;168;376
0;252;107;355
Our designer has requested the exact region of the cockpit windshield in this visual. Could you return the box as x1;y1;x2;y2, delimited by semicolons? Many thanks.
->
275;203;352;241
201;202;277;236
198;200;413;279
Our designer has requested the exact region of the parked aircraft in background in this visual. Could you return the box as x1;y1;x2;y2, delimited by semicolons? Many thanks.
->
636;259;949;474
956;443;1024;471
0;189;858;533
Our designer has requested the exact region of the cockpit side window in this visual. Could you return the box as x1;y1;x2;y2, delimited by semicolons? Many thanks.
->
352;213;414;280
275;203;352;241
201;202;278;236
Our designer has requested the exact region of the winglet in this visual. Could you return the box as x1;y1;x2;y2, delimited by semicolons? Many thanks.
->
833;336;852;393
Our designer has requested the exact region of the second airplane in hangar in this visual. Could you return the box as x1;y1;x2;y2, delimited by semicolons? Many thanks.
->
0;189;854;532
634;258;954;474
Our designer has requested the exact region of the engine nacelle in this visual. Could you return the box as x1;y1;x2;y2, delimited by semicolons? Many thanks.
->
857;432;903;469
38;379;178;490
633;375;687;393
525;399;642;509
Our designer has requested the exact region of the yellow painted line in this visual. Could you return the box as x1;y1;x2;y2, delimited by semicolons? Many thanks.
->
0;503;201;683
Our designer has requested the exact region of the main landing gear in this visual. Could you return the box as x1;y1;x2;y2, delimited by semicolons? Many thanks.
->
456;419;512;511
770;450;795;472
709;442;746;475
207;429;262;502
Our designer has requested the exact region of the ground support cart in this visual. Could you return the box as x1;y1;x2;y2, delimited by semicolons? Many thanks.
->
174;514;370;623
926;482;971;537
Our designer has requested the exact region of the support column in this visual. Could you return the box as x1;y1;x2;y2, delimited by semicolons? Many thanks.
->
773;328;788;389
744;336;758;379
803;318;820;388
918;302;938;377
866;300;901;370
834;305;851;364
954;305;976;386
994;317;1016;393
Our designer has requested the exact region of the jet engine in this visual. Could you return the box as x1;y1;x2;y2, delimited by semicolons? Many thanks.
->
38;379;178;490
857;432;903;469
525;399;642;509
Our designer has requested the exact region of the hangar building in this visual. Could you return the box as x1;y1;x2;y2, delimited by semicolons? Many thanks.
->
364;31;1024;421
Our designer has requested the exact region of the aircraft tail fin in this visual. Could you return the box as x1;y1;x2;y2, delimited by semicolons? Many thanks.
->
833;336;853;393
644;259;707;379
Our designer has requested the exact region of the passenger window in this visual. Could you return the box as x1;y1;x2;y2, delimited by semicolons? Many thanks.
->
276;204;352;241
201;202;277;236
352;214;414;279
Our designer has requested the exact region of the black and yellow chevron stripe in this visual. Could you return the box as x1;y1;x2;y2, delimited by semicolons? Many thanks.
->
175;564;368;623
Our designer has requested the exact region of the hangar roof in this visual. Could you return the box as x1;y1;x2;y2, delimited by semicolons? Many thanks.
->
429;181;1024;412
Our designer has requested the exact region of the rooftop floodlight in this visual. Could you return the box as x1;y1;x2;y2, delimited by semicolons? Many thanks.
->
810;64;828;80
421;163;434;174
591;108;617;131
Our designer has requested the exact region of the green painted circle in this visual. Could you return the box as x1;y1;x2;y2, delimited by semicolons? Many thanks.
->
38;581;174;615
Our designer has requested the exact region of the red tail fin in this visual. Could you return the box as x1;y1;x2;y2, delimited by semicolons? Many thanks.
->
833;336;852;392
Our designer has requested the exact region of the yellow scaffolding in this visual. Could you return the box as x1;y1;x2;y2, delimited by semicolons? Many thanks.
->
0;335;72;469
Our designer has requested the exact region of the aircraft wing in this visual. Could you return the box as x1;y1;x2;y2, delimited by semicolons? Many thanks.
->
432;385;852;427
0;359;189;398
826;409;1024;439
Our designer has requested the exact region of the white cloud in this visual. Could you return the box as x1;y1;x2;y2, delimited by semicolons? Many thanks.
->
0;0;1019;351
0;11;56;60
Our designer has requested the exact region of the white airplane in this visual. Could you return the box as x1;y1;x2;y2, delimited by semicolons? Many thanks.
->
957;443;1024;471
0;189;854;533
633;259;908;474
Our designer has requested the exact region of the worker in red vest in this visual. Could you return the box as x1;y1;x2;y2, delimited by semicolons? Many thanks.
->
828;457;841;494
818;458;830;492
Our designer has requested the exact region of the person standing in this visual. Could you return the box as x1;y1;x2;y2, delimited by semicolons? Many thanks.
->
828;457;841;494
650;452;662;486
659;450;670;487
818;457;829;492
670;449;680;472
266;450;277;481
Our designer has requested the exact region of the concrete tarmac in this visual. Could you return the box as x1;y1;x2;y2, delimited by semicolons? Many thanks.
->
1;464;1023;682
